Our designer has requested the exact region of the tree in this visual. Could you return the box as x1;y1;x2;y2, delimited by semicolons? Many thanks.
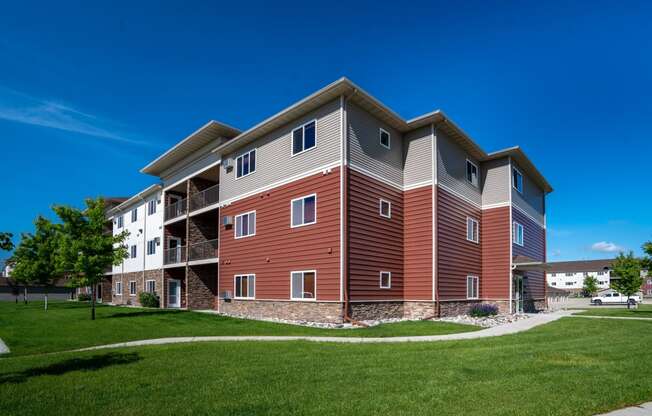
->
642;241;652;271
0;232;13;251
582;275;599;297
11;217;61;310
610;251;643;309
54;197;128;320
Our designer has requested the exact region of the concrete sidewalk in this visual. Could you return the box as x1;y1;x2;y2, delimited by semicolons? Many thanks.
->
0;337;9;354
571;315;652;322
596;402;652;415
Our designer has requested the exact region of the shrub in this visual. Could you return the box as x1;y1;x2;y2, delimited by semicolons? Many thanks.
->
77;293;91;302
139;292;160;308
469;303;498;317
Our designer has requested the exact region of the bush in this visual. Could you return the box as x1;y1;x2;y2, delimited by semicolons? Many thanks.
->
77;293;91;302
139;292;160;308
469;303;499;317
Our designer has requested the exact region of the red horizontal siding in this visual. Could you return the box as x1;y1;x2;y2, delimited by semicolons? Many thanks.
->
481;207;510;299
513;207;546;299
404;186;433;300
219;168;340;301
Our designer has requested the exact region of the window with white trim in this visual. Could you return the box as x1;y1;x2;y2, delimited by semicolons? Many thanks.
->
129;281;136;296
130;245;137;258
512;167;523;193
236;149;256;179
467;276;479;299
131;208;138;223
117;215;124;229
466;159;478;187
147;239;156;255
597;271;606;276
291;194;316;227
145;280;156;293
291;271;316;300
379;128;391;149
513;221;524;246
379;199;391;219
466;217;479;243
235;211;256;238
147;199;157;216
234;274;255;299
380;271;391;289
565;272;573;277
115;281;122;295
292;120;316;155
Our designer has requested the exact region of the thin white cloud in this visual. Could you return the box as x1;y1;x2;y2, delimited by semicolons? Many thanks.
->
591;241;624;253
549;249;562;257
0;86;149;146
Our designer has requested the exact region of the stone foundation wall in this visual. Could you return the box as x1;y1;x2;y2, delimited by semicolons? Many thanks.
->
187;265;217;310
112;269;163;307
439;300;511;317
403;301;437;319
348;301;404;321
218;299;343;323
523;299;546;313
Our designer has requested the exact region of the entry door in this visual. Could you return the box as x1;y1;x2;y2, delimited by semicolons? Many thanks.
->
169;238;182;263
96;284;102;303
168;279;181;308
513;275;524;313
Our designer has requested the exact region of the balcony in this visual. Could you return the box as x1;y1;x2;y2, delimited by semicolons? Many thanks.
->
164;246;187;265
165;198;188;221
189;184;219;213
188;239;218;262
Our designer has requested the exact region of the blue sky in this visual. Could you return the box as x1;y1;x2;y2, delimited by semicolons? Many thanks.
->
1;0;651;262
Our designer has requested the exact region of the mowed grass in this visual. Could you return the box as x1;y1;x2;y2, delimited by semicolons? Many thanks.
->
1;317;652;415
573;303;652;317
0;301;478;356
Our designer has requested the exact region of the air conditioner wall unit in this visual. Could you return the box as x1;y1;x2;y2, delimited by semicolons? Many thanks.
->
223;215;233;226
223;159;233;171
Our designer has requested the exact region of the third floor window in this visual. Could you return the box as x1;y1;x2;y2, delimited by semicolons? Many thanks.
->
292;120;316;155
466;159;478;187
131;208;138;223
236;149;256;179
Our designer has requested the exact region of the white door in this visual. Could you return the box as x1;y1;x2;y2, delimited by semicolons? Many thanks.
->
168;279;181;308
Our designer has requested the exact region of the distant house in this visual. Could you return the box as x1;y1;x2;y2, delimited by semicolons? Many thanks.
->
546;259;613;294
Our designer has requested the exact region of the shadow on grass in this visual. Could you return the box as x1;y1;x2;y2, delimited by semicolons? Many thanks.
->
0;352;141;384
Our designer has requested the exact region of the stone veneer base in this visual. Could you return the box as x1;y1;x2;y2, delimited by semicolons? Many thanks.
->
218;299;344;324
111;269;163;307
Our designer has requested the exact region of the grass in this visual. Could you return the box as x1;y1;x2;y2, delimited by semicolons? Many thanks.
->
1;317;652;415
0;301;479;356
572;303;652;317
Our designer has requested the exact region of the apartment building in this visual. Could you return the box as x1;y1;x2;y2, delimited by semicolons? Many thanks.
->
546;259;613;293
110;78;551;322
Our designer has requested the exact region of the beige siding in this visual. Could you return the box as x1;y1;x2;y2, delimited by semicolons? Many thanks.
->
437;129;482;206
162;143;220;188
219;99;342;202
481;157;510;206
511;160;545;224
348;102;403;187
403;126;432;188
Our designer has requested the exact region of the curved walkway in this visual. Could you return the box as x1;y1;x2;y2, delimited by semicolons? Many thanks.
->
65;310;575;353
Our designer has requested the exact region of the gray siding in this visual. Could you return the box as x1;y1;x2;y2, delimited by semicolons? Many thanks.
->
511;160;545;224
219;98;341;202
403;126;432;188
162;144;220;188
348;102;404;187
437;129;482;205
481;157;510;206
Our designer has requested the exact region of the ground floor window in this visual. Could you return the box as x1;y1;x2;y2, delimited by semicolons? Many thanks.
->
380;271;391;289
129;281;137;296
234;274;255;299
145;280;156;293
466;276;479;299
291;270;316;300
115;281;122;295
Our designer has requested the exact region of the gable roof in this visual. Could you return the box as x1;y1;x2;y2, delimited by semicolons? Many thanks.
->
546;259;614;273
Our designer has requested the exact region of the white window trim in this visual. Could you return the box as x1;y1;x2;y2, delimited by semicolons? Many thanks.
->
513;221;524;246
147;239;156;255
117;215;124;229
115;282;122;296
129;280;137;296
379;198;391;219
467;275;479;299
290;270;317;301
131;208;138;223
147;199;157;216
512;167;524;194
380;271;391;289
379;128;391;149
234;148;257;180
466;216;479;244
290;194;317;228
130;245;137;259
234;210;256;239
145;279;156;293
291;119;318;157
233;274;256;299
465;159;479;188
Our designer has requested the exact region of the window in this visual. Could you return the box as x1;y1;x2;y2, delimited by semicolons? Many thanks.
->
513;222;524;246
565;282;574;286
512;167;523;193
466;159;478;187
565;273;573;277
130;245;137;258
115;281;122;295
234;274;255;299
466;217;479;243
235;211;256;238
467;276;479;299
147;239;156;255
379;199;391;219
145;280;156;293
291;270;316;300
236;149;256;179
380;271;391;289
147;199;157;216
129;281;136;296
379;128;391;149
551;273;557;277
131;208;138;223
117;215;124;229
291;194;317;227
292;120;316;155
551;282;557;286
598;271;606;276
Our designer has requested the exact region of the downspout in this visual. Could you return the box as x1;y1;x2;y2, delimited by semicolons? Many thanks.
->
139;194;147;301
432;122;440;318
508;156;514;314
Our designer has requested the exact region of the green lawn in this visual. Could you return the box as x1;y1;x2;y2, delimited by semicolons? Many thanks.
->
0;301;479;356
1;317;652;415
572;303;652;317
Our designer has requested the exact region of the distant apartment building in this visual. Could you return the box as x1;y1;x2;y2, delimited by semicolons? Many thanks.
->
546;259;612;293
105;78;552;321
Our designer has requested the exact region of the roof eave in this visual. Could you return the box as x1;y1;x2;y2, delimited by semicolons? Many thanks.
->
106;184;162;217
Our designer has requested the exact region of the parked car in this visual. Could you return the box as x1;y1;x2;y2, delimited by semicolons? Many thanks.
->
591;292;642;305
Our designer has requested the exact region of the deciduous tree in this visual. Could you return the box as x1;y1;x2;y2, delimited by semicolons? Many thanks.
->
610;251;643;309
582;275;599;297
0;232;13;251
